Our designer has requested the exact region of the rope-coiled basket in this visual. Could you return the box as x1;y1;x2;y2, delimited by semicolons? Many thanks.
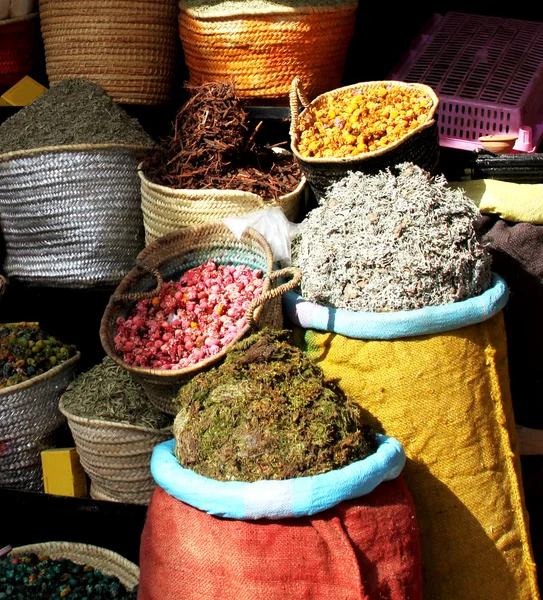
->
178;0;358;102
59;396;171;505
39;0;179;105
0;144;150;288
289;78;441;201
9;542;139;591
100;224;302;414
0;13;41;92
139;164;307;245
0;352;80;492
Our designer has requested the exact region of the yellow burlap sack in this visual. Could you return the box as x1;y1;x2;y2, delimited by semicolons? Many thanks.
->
292;311;540;600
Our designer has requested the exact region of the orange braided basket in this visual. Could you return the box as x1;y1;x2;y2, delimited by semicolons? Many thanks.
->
39;0;179;105
178;0;358;103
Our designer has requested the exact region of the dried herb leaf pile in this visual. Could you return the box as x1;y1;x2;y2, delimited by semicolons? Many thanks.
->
291;163;492;312
62;357;172;430
0;79;155;153
174;329;376;482
142;81;301;199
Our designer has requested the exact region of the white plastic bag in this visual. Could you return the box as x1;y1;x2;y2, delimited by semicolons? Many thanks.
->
9;0;35;17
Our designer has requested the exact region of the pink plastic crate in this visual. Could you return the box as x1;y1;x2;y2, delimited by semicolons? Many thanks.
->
389;12;543;152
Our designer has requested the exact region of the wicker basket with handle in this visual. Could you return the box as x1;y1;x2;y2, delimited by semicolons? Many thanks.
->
100;224;302;415
289;77;441;202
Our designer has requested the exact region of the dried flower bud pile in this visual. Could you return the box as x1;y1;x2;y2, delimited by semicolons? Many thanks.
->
296;85;434;158
0;323;77;389
0;553;137;599
174;329;377;482
114;260;264;370
291;163;492;312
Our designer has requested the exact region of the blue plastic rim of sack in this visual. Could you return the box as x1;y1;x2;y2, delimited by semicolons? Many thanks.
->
283;272;508;339
151;434;405;520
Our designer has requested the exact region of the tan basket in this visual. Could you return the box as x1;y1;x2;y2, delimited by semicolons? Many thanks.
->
10;542;139;590
289;78;441;201
178;0;358;102
140;164;307;245
59;397;171;505
100;224;302;414
39;0;179;105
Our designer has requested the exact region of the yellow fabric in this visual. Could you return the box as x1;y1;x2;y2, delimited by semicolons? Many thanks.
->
451;179;543;224
293;311;540;600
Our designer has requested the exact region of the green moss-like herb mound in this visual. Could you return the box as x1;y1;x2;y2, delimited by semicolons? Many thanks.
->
174;328;377;482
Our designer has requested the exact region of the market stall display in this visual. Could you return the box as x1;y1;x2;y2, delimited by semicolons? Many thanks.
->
0;79;153;287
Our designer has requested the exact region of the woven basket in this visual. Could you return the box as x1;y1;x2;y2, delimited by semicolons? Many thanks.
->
0;144;150;288
100;224;302;414
140;163;307;245
59;396;171;505
289;78;441;201
0;13;41;93
39;0;179;105
10;542;139;590
178;0;358;102
0;352;80;492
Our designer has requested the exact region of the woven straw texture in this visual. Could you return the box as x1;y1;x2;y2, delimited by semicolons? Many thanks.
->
289;79;441;201
39;0;179;105
100;224;301;414
59;396;171;505
0;353;80;492
0;13;41;92
140;167;307;245
178;2;358;101
0;145;147;288
10;542;139;590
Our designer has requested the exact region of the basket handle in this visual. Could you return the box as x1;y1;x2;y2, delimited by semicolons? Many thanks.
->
245;266;302;329
289;77;310;142
111;264;164;303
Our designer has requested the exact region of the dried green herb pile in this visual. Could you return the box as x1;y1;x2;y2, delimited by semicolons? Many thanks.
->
0;79;155;153
61;357;172;430
0;323;77;389
291;163;492;312
174;328;376;482
142;81;301;199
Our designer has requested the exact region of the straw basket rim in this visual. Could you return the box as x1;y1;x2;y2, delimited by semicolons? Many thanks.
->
9;541;139;590
0;12;39;26
99;224;278;379
138;162;307;204
58;393;172;435
0;143;154;164
290;80;440;164
0;352;81;397
178;0;358;18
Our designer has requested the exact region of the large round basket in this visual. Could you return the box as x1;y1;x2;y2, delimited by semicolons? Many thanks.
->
59;396;171;505
39;0;179;105
9;542;139;591
100;224;302;415
0;352;80;492
289;78;441;201
0;144;150;288
0;13;41;93
140;165;307;245
178;0;358;102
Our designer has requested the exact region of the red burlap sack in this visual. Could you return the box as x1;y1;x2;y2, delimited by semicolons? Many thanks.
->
0;15;41;92
138;476;422;600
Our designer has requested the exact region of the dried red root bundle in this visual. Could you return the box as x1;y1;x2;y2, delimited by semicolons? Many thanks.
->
114;260;264;370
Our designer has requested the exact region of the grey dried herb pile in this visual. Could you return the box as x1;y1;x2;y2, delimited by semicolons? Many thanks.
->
174;328;377;482
0;79;155;153
291;163;492;312
62;357;172;430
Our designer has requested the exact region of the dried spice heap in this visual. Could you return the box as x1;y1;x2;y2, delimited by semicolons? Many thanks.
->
174;329;377;482
0;78;155;153
142;81;301;199
61;357;172;430
291;163;492;312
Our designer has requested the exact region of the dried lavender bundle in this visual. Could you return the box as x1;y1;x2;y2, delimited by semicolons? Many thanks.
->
291;163;492;312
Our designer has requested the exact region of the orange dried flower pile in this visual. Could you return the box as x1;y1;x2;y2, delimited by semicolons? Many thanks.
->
296;85;434;158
